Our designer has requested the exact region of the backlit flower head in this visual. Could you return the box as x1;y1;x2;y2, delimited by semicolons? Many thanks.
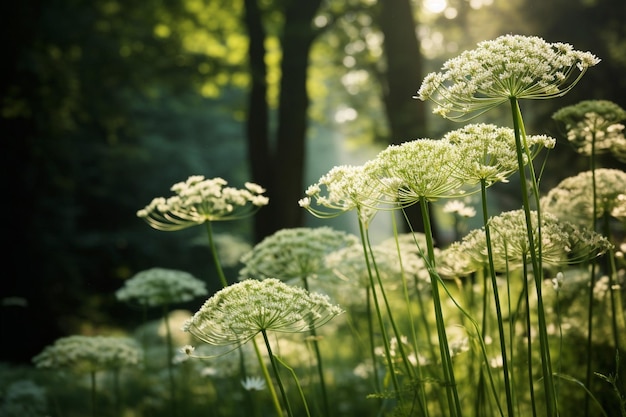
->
241;376;267;391
33;336;143;373
541;169;626;227
299;164;385;226
444;123;556;185
137;176;269;231
443;200;476;218
116;267;208;307
366;138;467;204
552;100;626;156
439;209;612;274
238;227;358;283
417;35;600;121
183;278;343;348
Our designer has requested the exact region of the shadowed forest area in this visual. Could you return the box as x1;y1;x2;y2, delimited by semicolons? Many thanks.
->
1;1;625;413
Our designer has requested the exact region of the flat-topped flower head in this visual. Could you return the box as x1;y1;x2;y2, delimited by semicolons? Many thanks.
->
541;169;626;227
445;123;556;186
137;176;269;231
299;164;385;226
366;138;467;204
239;227;358;282
552;100;626;156
33;336;143;373
183;278;343;348
116;267;208;307
416;35;600;121
440;209;612;274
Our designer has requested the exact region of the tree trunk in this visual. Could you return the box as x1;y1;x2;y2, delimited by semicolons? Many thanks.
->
379;0;439;241
272;0;322;235
244;0;322;242
242;0;272;241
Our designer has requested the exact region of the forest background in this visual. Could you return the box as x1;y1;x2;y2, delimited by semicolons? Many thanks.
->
2;0;625;364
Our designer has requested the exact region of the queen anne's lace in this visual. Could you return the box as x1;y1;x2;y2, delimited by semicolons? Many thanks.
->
137;176;269;230
239;227;358;282
299;165;386;226
116;267;208;307
438;209;612;275
541;169;626;227
445;123;555;186
417;35;600;121
183;278;343;347
552;100;626;158
33;336;143;372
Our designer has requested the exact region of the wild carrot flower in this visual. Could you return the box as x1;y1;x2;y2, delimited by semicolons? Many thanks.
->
137;175;269;231
416;34;600;121
241;376;267;391
116;268;208;307
183;278;343;348
33;335;143;372
445;123;556;186
541;169;626;227
439;209;612;274
366;138;467;205
552;100;626;156
238;227;358;283
299;164;385;226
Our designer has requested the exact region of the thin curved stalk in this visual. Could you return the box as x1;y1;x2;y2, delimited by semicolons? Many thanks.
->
302;275;331;417
162;304;178;417
419;197;462;417
357;219;403;404
509;97;556;416
480;180;514;416
262;329;294;417
205;221;228;288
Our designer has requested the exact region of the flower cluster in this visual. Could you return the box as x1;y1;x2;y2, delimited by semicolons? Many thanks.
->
183;278;343;348
541;169;626;227
438;209;612;275
0;380;48;417
326;233;431;291
366;138;466;204
299;164;386;225
444;123;555;185
116;267;208;307
416;34;600;121
137;175;269;231
32;336;143;373
552;100;626;160
238;227;358;283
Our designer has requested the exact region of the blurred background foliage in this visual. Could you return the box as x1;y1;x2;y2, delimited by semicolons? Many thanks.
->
2;0;625;363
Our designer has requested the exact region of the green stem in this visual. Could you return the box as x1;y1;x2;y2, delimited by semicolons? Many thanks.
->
357;219;403;404
252;337;285;417
90;371;97;417
509;97;556;416
163;304;178;417
302;276;331;417
522;264;538;417
275;355;312;417
205;221;228;288
419;197;462;417
262;330;294;417
480;180;514;416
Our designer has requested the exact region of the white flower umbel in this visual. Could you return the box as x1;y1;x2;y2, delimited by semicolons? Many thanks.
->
137;175;269;231
299;164;385;226
445;123;555;186
552;100;626;156
442;209;612;274
239;227;358;284
541;169;626;228
183;278;343;348
367;138;467;205
33;335;143;372
416;34;600;121
116;268;208;307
